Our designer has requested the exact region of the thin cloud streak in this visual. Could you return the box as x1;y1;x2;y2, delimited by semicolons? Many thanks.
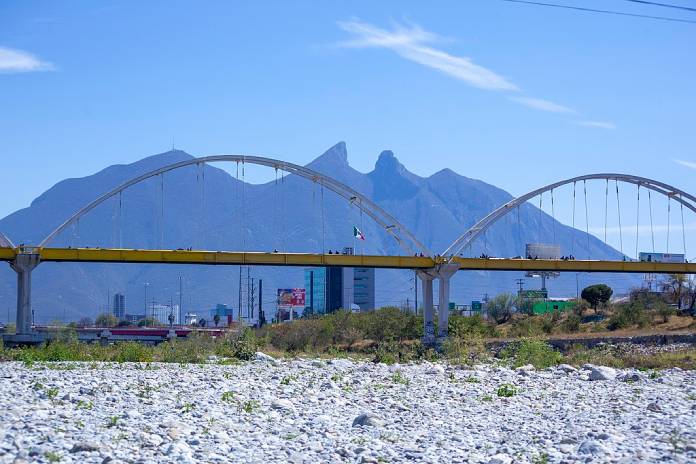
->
576;120;616;130
337;20;518;91
510;96;575;114
674;159;696;170
0;47;54;73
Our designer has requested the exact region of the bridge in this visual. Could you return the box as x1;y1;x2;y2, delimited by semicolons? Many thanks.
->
2;155;694;344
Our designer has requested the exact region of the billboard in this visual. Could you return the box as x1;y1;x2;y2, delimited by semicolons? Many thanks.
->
638;252;685;263
277;288;306;307
526;243;561;260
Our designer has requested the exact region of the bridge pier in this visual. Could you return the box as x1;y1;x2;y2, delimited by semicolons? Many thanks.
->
436;264;459;340
10;253;40;336
417;269;437;344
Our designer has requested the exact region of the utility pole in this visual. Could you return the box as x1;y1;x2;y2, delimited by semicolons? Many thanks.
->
247;267;251;320
237;266;242;323
414;270;418;314
258;279;264;327
250;278;256;322
179;276;183;327
515;278;525;297
107;288;110;316
144;282;150;316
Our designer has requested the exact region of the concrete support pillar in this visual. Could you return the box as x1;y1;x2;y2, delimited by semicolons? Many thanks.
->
417;269;436;343
10;253;40;335
436;264;459;339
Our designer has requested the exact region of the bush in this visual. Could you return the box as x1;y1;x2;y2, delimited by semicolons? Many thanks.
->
560;313;581;333
497;384;517;397
448;314;498;338
229;328;258;360
95;313;118;328
607;303;651;330
113;342;153;363
441;335;487;365
486;293;515;324
501;339;561;368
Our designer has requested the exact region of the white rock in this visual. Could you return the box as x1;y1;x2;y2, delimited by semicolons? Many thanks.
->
587;365;617;381
254;352;277;363
487;454;513;464
271;399;295;411
352;413;385;427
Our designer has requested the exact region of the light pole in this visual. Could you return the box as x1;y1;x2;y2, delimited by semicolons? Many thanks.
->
144;282;150;317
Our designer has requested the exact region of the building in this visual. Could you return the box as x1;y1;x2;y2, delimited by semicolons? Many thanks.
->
304;265;375;315
112;293;126;320
149;304;180;325
353;268;375;310
210;304;235;326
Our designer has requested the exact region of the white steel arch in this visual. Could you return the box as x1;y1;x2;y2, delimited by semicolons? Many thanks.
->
0;231;14;248
442;173;696;261
39;155;431;256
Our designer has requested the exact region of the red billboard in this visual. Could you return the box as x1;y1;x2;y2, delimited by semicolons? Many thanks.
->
277;288;306;307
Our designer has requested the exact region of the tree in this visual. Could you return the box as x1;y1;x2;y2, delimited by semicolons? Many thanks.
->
662;274;687;311
199;318;207;328
117;319;133;327
137;317;158;327
515;297;538;316
213;314;221;327
486;293;515;324
95;313;118;327
581;284;613;311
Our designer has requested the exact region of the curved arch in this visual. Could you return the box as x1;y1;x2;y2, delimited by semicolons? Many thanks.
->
0;231;14;248
442;173;696;260
39;155;431;256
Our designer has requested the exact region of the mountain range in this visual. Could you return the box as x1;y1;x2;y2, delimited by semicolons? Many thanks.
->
0;142;635;323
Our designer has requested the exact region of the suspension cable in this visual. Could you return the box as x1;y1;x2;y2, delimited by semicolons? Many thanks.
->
680;194;687;256
160;173;164;249
538;193;543;243
584;180;590;259
635;184;640;260
615;180;623;256
320;184;326;253
517;205;522;256
551;188;556;244
648;190;655;252
667;196;671;253
118;191;122;249
604;179;609;244
571;182;576;257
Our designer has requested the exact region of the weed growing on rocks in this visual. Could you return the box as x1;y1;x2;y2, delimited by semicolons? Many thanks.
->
391;371;410;385
501;339;561;369
497;384;517;397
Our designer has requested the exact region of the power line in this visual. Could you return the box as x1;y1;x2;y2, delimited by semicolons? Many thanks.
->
499;0;696;23
620;0;696;13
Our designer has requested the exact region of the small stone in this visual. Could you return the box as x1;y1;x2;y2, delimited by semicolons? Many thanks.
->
487;453;513;464
70;441;100;453
578;439;609;455
352;413;385;428
558;364;577;373
426;365;445;375
271;399;295;411
254;352;277;363
647;402;662;412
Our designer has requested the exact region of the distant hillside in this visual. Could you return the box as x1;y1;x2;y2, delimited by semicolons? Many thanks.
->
0;143;635;323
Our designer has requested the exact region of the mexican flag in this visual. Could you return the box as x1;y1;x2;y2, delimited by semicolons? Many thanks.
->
353;226;365;241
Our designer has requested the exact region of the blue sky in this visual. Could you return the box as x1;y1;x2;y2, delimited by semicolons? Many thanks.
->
1;0;695;256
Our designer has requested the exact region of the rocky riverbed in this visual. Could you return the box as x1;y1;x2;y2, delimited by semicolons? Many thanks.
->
1;356;695;463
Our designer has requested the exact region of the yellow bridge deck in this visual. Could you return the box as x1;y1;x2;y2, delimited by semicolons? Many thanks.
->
1;247;694;274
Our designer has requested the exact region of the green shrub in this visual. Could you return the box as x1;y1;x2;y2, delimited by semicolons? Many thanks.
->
607;303;651;330
441;335;487;365
448;314;498;338
560;313;581;333
230;328;258;360
114;342;153;363
496;383;517;397
501;339;561;369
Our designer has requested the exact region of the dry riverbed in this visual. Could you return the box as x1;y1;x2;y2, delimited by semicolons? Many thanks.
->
1;355;695;463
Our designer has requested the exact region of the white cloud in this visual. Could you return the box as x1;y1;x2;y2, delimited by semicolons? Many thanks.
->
576;120;617;130
0;46;54;73
509;96;575;114
674;159;696;170
337;20;518;91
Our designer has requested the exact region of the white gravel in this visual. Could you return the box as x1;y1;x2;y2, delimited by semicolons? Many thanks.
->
1;356;695;463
